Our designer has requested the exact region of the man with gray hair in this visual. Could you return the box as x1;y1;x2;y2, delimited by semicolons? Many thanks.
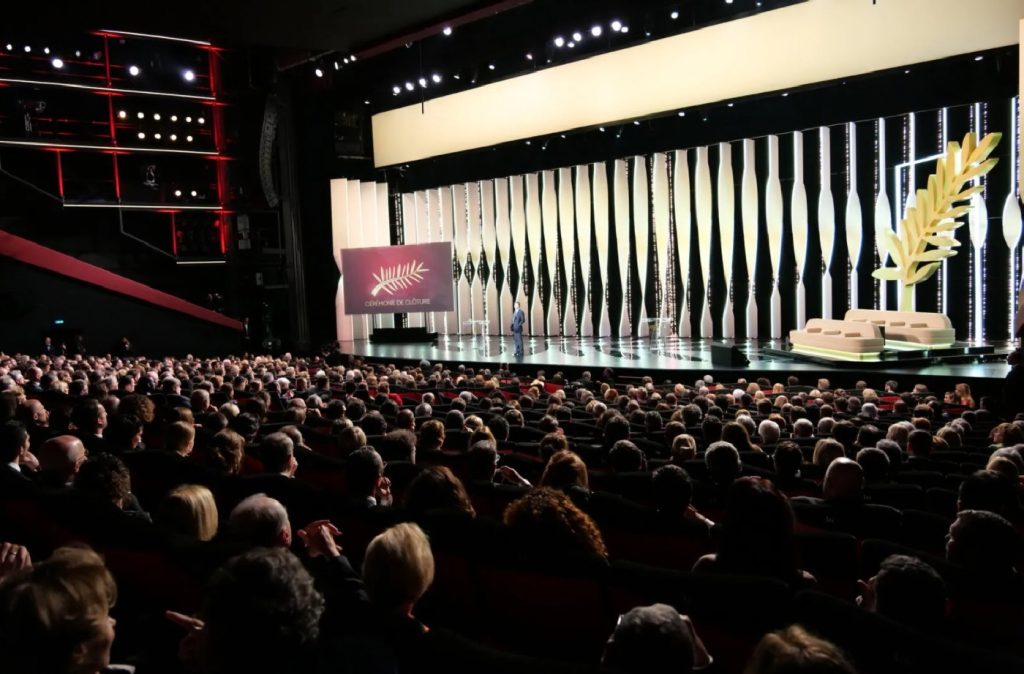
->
229;493;292;549
758;419;781;447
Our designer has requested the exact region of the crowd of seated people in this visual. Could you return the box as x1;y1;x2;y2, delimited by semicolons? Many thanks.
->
0;351;1022;673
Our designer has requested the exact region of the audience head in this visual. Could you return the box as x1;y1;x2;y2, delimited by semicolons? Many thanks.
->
822;458;864;502
705;441;741;486
228;494;292;548
260;432;297;476
346;447;387;500
868;554;946;631
609;439;647;473
855;447;891;484
602;604;697;674
812;439;845;468
157;484;219;542
38;435;87;486
165;421;196;458
504;487;607;561
362;522;435;615
540;450;590;491
652;465;693;515
75;454;131;509
745;625;856;674
718;477;798;581
404;466;475;517
0;421;29;465
946;509;1020;576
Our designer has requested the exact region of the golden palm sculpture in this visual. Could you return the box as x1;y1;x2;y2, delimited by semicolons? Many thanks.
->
873;131;1001;310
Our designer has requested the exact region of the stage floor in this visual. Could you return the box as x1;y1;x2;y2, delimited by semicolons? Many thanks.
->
338;335;1014;386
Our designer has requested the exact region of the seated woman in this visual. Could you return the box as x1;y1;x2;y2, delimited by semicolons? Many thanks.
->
156;484;220;542
403;466;476;518
503;487;608;569
693;476;815;588
0;546;120;674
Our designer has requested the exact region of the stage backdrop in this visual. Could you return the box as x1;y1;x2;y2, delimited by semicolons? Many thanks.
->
340;242;454;315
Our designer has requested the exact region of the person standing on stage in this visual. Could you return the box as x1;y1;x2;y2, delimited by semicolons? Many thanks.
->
511;301;525;357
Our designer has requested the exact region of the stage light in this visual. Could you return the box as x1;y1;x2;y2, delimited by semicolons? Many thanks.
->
678;111;686;116
75;50;81;58
137;112;145;119
364;99;370;104
154;133;162;139
197;117;204;124
5;44;11;51
118;110;127;119
418;77;427;87
174;190;182;197
610;20;622;32
333;61;339;70
392;85;401;94
171;115;178;122
974;55;984;61
488;63;495;70
128;65;140;76
137;132;146;139
591;25;602;37
314;68;323;78
567;42;575;48
186;135;193;142
51;58;64;69
726;0;734;4
554;36;565;47
43;47;50;54
782;92;789;97
183;69;195;81
633;120;640;125
190;190;198;197
405;81;414;91
572;31;582;42
904;69;910;74
153;113;161;120
671;10;679;19
453;74;460;79
431;73;441;83
727;102;734;107
442;26;452;36
525;140;531;145
23;46;31;53
342;57;349;65
599;126;605;132
560;134;566;139
525;52;533;60
350;55;356;61
621;26;629;33
185;116;192;123
170;134;177;141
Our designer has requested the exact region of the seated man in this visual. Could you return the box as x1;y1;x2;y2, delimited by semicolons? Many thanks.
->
602;604;712;674
792;458;901;540
857;554;947;634
0;422;37;497
228;493;292;549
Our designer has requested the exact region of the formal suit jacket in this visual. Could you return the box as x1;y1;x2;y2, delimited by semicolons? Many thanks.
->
511;309;525;333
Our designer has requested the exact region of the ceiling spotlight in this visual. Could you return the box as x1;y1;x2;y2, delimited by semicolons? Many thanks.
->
5;44;11;51
727;102;734;107
333;61;339;70
183;69;195;81
197;117;205;124
171;115;178;122
431;73;441;83
392;85;401;94
442;26;453;36
525;52;533;60
117;110;127;119
137;132;146;139
170;134;177;141
525;140;531;145
904;69;910;74
405;81;414;91
186;135;194;142
488;63;495;70
153;113;161;120
364;99;370;104
611;20;622;32
174;190;182;197
43;47;50;54
137;112;145;119
974;54;984;61
453;74;460;79
314;68;323;78
621;26;629;33
23;45;31;53
51;58;64;69
567;42;575;48
572;31;583;42
350;54;356;61
190;190;198;197
128;64;140;76
633;120;640;125
671;10;679;19
782;92;789;97
75;50;81;58
418;77;427;87
599;126;606;132
185;116;192;123
591;25;602;37
154;133;162;140
342;57;349;65
560;134;566;139
726;0;734;3
554;36;565;47
678;111;686;117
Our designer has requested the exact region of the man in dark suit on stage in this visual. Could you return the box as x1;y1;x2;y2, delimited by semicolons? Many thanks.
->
511;301;525;357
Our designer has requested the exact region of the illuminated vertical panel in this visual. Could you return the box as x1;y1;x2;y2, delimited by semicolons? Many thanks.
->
817;126;836;320
510;175;527;310
845;122;863;311
466;181;484;323
717;141;736;338
426;189;442;333
452;183;471;333
575;165;594;336
694;146;714;338
765;135;784;338
525;173;544;334
347;180;368;339
652;153;671;328
633;156;650;337
791;131;809;329
376;183;395;329
674;150;692;338
482;179;498;332
438;186;455;336
541;170;559;336
329;178;353;342
404;193;423;328
613;159;631;337
875;117;893;311
494;178;512;335
968;102;988;343
1002;97;1022;337
741;139;759;339
592;162;613;337
558;167;577;336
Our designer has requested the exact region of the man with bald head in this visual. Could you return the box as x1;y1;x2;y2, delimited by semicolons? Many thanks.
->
16;399;50;453
36;435;87;489
793;457;901;539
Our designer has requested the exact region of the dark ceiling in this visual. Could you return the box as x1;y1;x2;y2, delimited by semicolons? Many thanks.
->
9;0;495;52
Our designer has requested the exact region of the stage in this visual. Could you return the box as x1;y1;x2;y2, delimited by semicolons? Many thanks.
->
337;335;1015;391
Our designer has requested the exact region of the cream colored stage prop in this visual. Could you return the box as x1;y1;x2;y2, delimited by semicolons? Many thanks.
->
1004;99;1023;338
541;170;559;336
633;156;651;338
481;180;498;332
789;318;884;359
874;118;893;312
652;154;671;328
845;309;955;347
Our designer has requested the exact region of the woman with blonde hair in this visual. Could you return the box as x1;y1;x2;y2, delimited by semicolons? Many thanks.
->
156;484;219;542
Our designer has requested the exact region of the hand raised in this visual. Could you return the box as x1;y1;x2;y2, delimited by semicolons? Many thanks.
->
297;520;342;558
0;542;31;579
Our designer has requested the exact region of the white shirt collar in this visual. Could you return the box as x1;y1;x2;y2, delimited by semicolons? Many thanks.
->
7;461;21;473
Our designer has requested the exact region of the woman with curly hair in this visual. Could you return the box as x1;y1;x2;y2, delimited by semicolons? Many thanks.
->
404;466;476;518
504;487;607;564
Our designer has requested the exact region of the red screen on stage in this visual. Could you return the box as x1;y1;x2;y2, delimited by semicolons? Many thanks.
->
341;241;454;315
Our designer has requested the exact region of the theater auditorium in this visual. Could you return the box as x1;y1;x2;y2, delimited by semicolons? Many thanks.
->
2;1;1024;673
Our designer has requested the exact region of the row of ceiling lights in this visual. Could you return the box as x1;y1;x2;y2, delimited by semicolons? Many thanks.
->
116;110;206;124
2;44;197;81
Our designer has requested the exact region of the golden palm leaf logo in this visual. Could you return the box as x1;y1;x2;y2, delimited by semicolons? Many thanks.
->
370;260;430;297
872;131;1000;308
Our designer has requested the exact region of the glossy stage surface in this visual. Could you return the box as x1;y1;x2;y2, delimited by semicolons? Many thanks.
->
338;335;1014;386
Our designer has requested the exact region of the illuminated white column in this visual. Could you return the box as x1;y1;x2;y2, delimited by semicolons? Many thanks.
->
741;139;759;339
494;178;512;336
845;123;864;311
969;104;987;343
558;167;577;337
482;180;498;333
791;131;809;329
525;173;544;335
575;165;594;336
592;163;613;337
374;183;395;329
329;178;353;342
403;193;423;328
717;142;736;338
438;187;454;336
634;156;650;338
452;184;471;334
765;136;784;338
674;150;692;338
541;170;559;336
613;159;631;338
817;127;836;320
694;146;714;338
359;182;380;331
426;189;441;333
875;117;893;311
509;175;527;312
653;153;671;327
1003;97;1022;337
347;181;368;339
467;181;484;323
